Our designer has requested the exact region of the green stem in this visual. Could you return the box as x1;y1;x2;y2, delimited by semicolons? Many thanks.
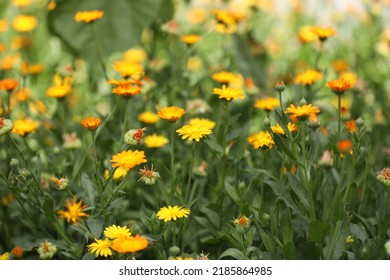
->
89;24;108;80
185;142;196;203
337;95;342;144
170;122;176;198
7;133;26;162
101;178;127;214
278;91;283;112
325;220;342;260
218;101;229;195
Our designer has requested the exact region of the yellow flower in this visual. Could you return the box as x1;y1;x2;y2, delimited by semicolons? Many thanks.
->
57;197;89;224
297;26;317;43
211;71;237;85
212;9;237;34
188;118;216;130
212;85;244;101
187;8;207;24
294;69;323;86
285;104;320;121
254;97;280;111
326;79;352;96
339;71;357;87
12;15;37;32
87;239;112;258
176;124;212;142
46;74;73;98
113;61;144;79
157;205;191;222
345;236;354;245
0;20;7;33
81;116;102;131
144;133;169;148
104;225;131;239
138;111;159;124
74;10;104;23
1;54;21;71
247;130;274;150
158;106;185;122
0;252;10;260
311;26;336;42
112;167;128;180
111;235;149;254
111;150;147;171
12;119;39;136
169;256;194;260
271;122;298;136
12;0;32;7
124;48;147;64
108;79;142;98
180;34;201;45
20;62;44;75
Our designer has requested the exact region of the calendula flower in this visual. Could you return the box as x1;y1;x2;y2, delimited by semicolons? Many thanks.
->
20;62;44;75
176;124;212;142
254;97;280;111
212;85;244;101
111;150;147;171
332;60;349;73
112;167;128;181
37;240;57;260
108;79;142;98
339;71;358;87
1;54;21;71
46;74;73;98
297;26;317;43
377;168;390;188
187;8;207;24
326;79;352;96
111;235;149;254
188;118;216;130
271;122;298;136
12;119;39;136
169;256;194;260
232;214;251;227
11;246;23;258
124;128;147;145
294;69;323;86
285;104;320;121
12;15;37;32
345;120;357;133
157;206;191;222
0;79;19;92
81;116;102;131
0;20;7;32
158;106;185;122
211;71;237;85
74;10;104;23
104;225;131;239
311;26;336;41
57;197;89;224
138;111;159;124
0;252;10;260
337;140;353;154
113;61;144;79
124;48;147;64
14;88;31;103
12;0;32;7
180;34;201;45
212;9;237;34
0;118;14;136
87;239;112;258
247;130;274;150
138;165;162;185
144;133;169;148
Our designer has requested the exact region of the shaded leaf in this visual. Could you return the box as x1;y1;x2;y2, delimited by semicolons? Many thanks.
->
308;220;329;244
219;248;247;260
43;197;56;224
87;218;104;239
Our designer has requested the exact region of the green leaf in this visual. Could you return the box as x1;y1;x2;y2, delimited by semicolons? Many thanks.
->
271;133;297;162
204;140;223;156
225;182;241;205
349;223;368;243
228;113;242;127
194;217;217;231
308;220;329;244
226;127;243;142
48;0;163;61
87;218;104;239
43;197;56;224
259;228;276;252
282;242;297;260
81;173;95;205
219;248;247;260
287;173;310;210
203;206;221;229
280;208;293;244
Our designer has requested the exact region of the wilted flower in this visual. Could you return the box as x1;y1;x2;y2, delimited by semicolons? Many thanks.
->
37;240;57;260
377;168;390;188
124;127;147;145
138;165;162;185
50;176;68;190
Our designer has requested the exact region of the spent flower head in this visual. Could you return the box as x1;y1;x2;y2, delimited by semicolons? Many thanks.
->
124;128;147;145
377;168;390;189
37;240;57;260
138;165;162;185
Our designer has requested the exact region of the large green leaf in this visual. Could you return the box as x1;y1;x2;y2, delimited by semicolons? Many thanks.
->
48;0;166;61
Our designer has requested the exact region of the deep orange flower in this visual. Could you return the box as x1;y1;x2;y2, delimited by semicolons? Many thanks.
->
111;235;148;254
345;120;357;133
337;140;353;153
57;197;89;224
81;117;102;131
0;79;19;91
108;79;142;98
12;246;23;258
326;79;352;96
74;10;104;23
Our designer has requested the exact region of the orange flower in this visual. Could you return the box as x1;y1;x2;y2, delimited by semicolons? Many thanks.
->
326;79;352;96
212;9;237;34
1;54;21;71
57;197;89;224
254;97;280;111
46;74;73;98
294;69;322;86
0;20;7;32
12;15;37;32
0;79;19;92
108;79;142;98
180;34;201;45
21;62;44;75
337;140;353;153
11;246;23;258
247;131;274;150
12;119;39;136
74;10;104;23
158;106;185;122
111;235;148;254
113;61;144;79
311;26;336;42
345;120;357;133
297;26;317;43
81;117;102;131
285;104;320;121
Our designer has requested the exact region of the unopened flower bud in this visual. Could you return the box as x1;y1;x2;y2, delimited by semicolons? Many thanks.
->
169;246;180;257
377;168;390;189
263;117;271;128
275;80;286;93
356;117;364;128
0;118;14;136
385;240;390;256
299;98;307;106
10;158;19;168
124;128;147;145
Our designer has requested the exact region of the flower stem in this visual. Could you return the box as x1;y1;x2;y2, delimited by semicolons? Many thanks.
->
170;122;176;198
278;91;283;112
185;142;196;203
337;95;342;144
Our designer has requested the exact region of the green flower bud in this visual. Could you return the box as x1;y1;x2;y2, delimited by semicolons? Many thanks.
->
356;117;364;128
0;118;14;136
385;240;390;256
376;168;390;189
299;98;307;106
275;80;286;93
263;117;271;128
169;246;181;257
10;158;19;168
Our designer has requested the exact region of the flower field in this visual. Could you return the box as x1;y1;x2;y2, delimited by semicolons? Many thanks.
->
1;0;390;260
